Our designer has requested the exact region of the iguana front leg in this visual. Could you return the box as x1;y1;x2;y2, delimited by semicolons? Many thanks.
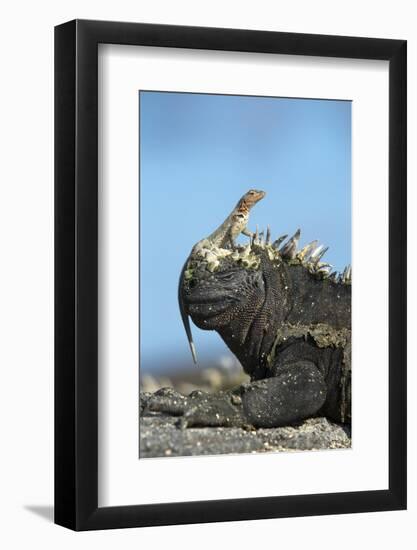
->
239;339;329;427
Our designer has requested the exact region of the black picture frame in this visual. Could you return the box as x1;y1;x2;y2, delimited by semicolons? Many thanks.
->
55;19;407;531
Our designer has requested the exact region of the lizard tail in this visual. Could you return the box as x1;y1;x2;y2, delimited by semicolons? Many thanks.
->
178;259;198;364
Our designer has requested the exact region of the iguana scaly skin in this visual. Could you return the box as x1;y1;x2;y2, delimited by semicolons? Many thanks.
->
148;193;351;429
179;189;265;364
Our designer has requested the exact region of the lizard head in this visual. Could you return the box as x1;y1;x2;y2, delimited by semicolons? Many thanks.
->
236;189;266;212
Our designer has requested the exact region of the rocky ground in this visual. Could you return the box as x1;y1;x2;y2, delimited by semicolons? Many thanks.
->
140;363;351;458
140;407;351;458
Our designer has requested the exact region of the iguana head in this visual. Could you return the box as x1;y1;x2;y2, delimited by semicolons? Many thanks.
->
179;240;291;373
182;252;265;331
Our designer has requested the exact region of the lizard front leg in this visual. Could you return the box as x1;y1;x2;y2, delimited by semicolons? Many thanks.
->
241;227;254;238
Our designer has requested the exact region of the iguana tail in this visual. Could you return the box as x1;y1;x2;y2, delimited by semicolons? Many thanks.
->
178;259;197;364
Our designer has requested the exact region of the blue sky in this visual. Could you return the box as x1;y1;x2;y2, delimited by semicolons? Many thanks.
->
140;91;351;373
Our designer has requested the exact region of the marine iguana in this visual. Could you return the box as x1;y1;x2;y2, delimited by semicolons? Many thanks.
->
146;194;351;429
179;189;265;364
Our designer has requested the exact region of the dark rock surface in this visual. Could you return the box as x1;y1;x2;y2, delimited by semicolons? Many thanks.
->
140;413;351;458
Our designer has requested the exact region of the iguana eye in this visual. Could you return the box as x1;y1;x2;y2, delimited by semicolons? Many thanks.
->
219;272;234;281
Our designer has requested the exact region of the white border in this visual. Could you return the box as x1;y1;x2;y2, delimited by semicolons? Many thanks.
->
98;44;389;507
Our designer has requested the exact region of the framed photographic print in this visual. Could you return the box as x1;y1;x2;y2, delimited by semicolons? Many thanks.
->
55;19;407;530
